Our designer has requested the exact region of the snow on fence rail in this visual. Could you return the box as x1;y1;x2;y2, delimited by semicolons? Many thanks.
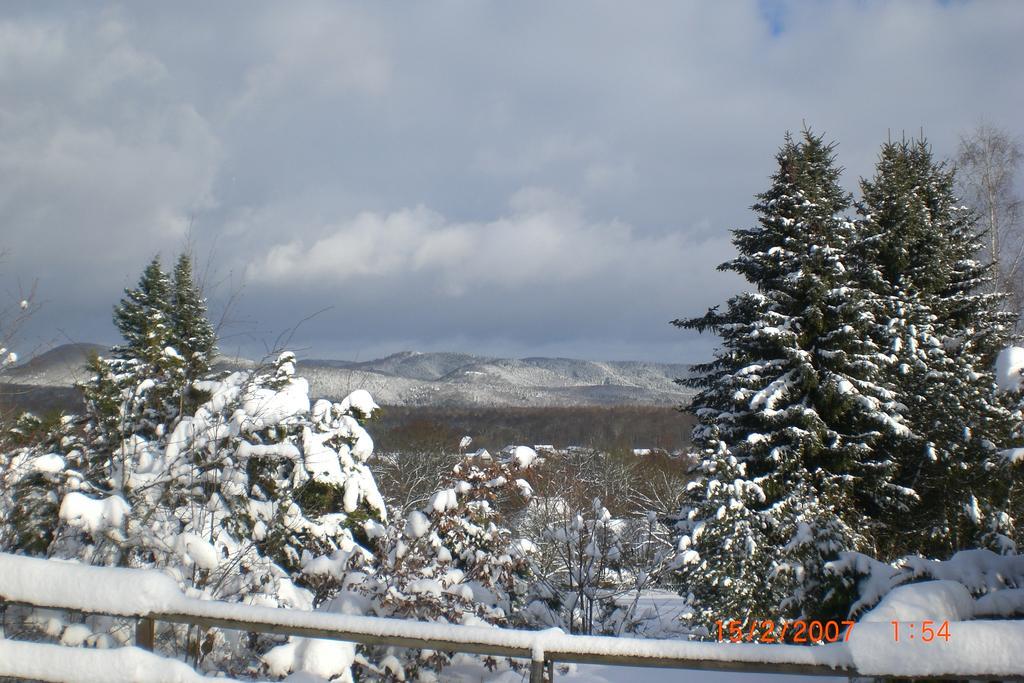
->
2;553;1024;681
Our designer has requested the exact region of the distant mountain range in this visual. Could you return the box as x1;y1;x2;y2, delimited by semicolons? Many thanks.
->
2;344;694;407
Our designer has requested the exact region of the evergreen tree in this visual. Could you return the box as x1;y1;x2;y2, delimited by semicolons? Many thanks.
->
170;252;217;382
672;130;910;625
671;443;776;631
112;256;175;364
771;469;863;622
856;139;1019;556
79;351;125;450
100;256;185;439
83;253;219;442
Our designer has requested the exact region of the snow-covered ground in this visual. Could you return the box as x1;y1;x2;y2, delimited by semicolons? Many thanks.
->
0;636;844;683
562;665;844;682
440;655;846;682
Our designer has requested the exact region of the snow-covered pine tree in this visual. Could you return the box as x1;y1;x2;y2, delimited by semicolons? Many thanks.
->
112;257;175;362
856;139;1019;557
81;253;217;446
170;253;217;399
83;256;185;442
672;130;909;626
671;443;775;631
79;351;124;451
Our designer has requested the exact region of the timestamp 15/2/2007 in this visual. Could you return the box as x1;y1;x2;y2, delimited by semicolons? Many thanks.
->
714;619;953;644
714;620;855;643
890;620;951;642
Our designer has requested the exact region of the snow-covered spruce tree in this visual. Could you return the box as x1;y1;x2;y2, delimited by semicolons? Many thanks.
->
672;130;910;627
170;252;217;413
856;139;1019;557
80;257;184;445
671;443;774;631
997;346;1024;542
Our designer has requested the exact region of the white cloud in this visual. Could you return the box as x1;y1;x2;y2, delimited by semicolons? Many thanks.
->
246;188;704;297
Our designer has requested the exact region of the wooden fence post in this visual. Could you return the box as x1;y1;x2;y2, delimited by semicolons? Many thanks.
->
136;616;155;651
530;657;545;683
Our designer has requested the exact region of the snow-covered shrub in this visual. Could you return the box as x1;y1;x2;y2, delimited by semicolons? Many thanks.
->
828;548;1024;622
2;350;387;676
0;412;84;556
271;448;536;681
371;448;462;515
521;495;628;635
514;446;679;636
0;256;393;678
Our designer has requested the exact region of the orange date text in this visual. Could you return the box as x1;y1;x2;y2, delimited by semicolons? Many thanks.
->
714;619;855;643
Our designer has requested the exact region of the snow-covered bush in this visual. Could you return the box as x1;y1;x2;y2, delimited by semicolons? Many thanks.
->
371;448;462;515
2;351;388;676
0;412;84;556
514;450;678;636
269;447;536;681
520;495;627;635
828;548;1024;621
0;256;394;678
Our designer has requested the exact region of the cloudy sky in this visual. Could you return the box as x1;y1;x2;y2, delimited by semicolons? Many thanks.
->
2;1;1022;363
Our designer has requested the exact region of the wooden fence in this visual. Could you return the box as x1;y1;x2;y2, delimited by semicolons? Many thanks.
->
2;553;1021;681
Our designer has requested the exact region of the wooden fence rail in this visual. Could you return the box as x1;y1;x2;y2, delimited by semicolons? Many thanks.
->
2;553;1022;681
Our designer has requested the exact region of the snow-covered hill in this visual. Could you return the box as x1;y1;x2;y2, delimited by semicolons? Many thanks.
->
2;345;693;407
0;343;106;387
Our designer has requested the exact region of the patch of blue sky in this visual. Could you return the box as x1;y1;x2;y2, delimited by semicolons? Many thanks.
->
758;0;789;36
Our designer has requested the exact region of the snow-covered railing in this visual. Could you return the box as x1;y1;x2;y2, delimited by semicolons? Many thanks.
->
3;553;1024;681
